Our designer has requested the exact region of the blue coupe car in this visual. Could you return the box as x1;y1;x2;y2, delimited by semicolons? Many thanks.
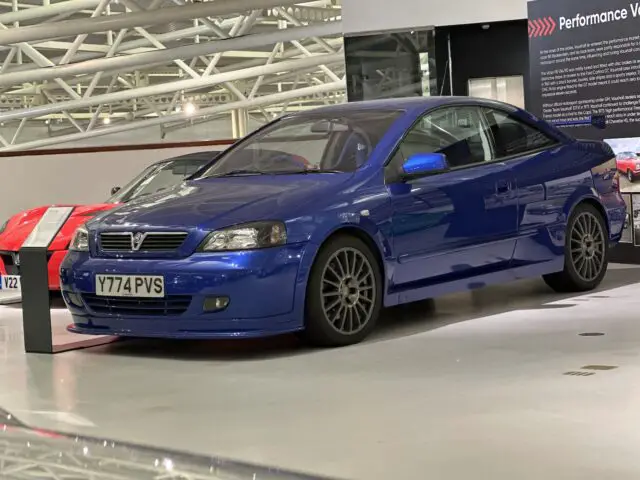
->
60;97;626;347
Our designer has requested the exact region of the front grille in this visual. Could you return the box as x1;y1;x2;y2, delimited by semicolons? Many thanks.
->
99;234;131;251
138;233;188;251
99;232;188;252
82;293;192;316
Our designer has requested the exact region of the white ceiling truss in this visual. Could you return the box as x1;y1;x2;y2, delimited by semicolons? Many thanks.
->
0;0;345;150
0;427;288;480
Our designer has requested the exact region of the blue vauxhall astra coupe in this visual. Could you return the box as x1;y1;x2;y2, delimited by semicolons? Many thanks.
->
60;97;626;347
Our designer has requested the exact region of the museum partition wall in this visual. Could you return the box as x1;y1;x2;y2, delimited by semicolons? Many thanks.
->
434;21;529;107
340;0;531;104
528;0;640;262
344;29;437;101
343;21;530;105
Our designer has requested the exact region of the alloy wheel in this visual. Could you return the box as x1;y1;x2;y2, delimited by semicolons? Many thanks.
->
569;211;605;282
320;247;376;335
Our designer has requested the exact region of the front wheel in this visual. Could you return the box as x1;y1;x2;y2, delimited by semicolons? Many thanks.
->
302;235;382;347
628;170;635;183
543;203;608;293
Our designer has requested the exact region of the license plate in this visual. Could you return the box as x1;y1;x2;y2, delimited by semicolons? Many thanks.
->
96;274;164;298
0;275;21;291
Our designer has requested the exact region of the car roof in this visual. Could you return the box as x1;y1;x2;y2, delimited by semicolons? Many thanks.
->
299;96;520;115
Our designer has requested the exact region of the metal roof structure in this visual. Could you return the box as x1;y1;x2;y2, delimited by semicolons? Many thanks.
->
0;0;345;150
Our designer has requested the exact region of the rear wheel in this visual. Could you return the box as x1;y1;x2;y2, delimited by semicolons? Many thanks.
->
302;235;382;347
543;203;608;293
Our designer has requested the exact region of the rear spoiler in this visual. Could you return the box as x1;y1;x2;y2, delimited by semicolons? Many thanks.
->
550;114;606;130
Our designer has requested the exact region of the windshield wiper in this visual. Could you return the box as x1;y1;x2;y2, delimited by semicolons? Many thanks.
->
207;169;265;178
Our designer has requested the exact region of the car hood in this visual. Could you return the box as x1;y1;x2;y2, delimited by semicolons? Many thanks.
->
0;203;116;251
96;174;353;230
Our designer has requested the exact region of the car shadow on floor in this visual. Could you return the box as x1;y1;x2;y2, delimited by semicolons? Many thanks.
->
70;269;640;362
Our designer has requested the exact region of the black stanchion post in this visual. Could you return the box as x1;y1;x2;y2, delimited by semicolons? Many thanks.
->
20;246;53;353
18;207;74;354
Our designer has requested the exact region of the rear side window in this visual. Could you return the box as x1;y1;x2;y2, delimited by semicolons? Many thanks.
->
483;108;556;158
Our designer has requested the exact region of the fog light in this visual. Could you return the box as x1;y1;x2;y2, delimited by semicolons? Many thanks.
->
203;296;229;312
65;292;83;308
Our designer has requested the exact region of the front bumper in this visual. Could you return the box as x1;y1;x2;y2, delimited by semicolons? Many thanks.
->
59;244;308;339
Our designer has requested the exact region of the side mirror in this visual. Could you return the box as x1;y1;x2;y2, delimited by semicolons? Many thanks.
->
401;152;448;179
111;186;121;195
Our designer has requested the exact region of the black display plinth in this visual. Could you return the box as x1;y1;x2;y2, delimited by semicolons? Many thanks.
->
609;243;640;265
20;246;53;353
16;206;118;354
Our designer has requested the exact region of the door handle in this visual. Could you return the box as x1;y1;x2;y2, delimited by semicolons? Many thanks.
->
495;180;511;194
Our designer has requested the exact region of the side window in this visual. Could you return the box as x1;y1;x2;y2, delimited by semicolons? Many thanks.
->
398;106;494;169
483;108;556;158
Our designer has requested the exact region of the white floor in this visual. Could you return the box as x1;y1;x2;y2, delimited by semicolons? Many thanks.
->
1;268;640;479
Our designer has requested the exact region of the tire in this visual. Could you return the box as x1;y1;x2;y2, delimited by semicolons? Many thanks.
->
302;235;382;347
628;170;634;183
543;203;609;293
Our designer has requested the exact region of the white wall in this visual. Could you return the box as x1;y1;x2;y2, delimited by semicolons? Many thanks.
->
1;118;238;149
0;116;267;150
0;144;229;223
342;0;528;33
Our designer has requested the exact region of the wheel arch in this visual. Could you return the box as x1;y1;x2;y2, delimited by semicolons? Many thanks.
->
322;226;386;276
299;223;389;296
568;196;610;235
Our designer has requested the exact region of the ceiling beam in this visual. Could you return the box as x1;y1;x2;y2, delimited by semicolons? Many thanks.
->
0;21;342;87
0;0;304;45
0;81;345;151
0;0;102;24
0;53;344;122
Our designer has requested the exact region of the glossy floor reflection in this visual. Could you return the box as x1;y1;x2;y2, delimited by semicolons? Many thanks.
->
2;266;640;479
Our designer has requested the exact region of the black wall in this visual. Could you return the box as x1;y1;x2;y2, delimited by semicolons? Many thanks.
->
344;29;436;102
434;20;529;102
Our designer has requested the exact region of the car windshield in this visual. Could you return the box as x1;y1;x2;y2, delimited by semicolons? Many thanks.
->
108;153;215;203
196;110;402;178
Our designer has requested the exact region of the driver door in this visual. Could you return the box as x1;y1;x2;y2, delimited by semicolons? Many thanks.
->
387;105;518;286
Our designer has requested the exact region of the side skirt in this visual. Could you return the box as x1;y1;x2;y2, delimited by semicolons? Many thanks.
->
384;258;564;307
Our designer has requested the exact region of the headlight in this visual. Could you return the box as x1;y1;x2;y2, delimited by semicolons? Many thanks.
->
198;221;287;252
69;226;89;252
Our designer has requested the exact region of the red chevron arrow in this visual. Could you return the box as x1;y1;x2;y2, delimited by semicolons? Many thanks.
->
534;18;543;37
528;17;557;38
531;19;538;38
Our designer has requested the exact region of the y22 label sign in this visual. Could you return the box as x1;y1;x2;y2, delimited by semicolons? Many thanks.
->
0;275;21;291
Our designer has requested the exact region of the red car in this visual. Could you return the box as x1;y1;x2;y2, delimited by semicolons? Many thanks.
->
0;151;217;290
616;151;640;182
